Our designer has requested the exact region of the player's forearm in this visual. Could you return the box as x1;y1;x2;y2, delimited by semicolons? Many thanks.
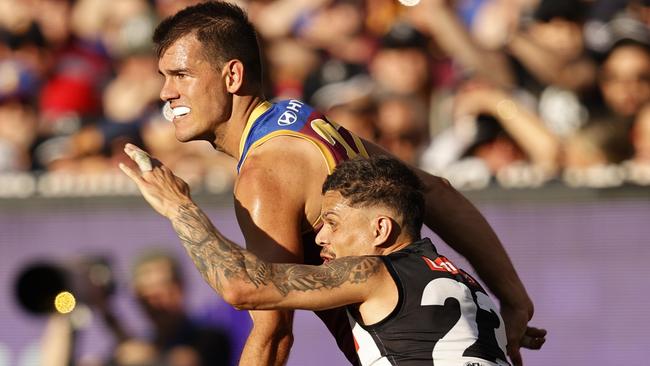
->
239;310;294;366
482;92;561;173
421;175;533;314
170;202;275;306
170;202;379;310
507;32;595;92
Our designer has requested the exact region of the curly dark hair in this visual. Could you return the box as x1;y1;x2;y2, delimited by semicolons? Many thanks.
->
322;156;425;239
153;1;262;86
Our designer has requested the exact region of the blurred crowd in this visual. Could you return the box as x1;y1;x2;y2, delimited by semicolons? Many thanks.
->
1;0;650;191
32;250;237;366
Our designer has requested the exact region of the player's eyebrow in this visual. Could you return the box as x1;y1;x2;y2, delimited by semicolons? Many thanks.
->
158;67;190;76
322;211;339;220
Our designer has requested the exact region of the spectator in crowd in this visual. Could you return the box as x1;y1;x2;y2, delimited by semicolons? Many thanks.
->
405;0;515;89
505;0;596;140
250;0;374;65
563;117;633;170
0;0;648;187
421;81;560;186
118;249;232;366
596;39;650;119
0;97;38;172
505;0;596;94
376;94;429;165
33;251;232;366
304;59;377;141
370;22;432;99
264;39;320;100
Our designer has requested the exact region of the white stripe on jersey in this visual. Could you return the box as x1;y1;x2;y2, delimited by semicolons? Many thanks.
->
421;278;510;366
347;312;393;366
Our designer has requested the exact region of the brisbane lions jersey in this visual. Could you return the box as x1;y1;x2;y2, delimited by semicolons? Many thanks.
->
237;99;369;365
237;99;369;174
349;238;510;366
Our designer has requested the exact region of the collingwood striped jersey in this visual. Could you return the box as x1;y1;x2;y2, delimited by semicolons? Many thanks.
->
348;238;510;366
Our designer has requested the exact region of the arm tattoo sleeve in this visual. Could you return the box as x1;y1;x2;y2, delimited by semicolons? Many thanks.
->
270;257;382;296
170;203;383;299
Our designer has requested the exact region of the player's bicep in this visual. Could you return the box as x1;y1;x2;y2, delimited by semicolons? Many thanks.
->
234;161;308;264
235;186;304;264
254;256;385;311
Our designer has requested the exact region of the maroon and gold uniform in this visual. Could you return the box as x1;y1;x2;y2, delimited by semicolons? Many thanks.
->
238;99;369;364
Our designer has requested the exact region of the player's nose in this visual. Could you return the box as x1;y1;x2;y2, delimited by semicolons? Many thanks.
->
160;79;180;101
315;227;328;247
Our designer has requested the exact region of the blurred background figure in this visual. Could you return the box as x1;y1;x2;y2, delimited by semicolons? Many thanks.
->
370;22;432;99
595;39;650;119
0;0;647;187
0;97;38;172
375;94;429;165
304;59;377;141
13;251;233;366
120;249;232;366
14;256;127;366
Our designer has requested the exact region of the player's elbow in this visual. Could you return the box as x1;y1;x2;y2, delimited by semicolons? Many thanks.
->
221;284;273;310
220;284;255;310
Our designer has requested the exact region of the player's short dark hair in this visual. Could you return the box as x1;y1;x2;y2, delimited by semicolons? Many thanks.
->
153;1;262;86
323;156;425;240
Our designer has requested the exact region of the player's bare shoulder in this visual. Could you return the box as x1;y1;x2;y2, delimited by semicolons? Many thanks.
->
236;136;326;190
235;135;329;223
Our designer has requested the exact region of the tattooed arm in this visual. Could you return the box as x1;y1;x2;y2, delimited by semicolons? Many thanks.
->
119;144;386;311
172;202;384;310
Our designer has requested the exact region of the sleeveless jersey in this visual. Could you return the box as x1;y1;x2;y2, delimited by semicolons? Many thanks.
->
237;99;369;365
348;238;510;366
237;99;368;174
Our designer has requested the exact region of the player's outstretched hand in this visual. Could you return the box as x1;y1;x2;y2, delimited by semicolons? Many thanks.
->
501;304;547;366
119;143;193;219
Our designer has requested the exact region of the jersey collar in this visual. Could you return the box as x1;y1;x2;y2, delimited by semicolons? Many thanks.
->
238;100;273;159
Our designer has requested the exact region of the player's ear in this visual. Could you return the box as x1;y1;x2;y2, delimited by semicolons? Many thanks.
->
372;216;393;247
223;59;244;93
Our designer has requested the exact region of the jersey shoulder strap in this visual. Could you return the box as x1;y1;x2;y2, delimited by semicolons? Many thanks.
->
237;99;368;173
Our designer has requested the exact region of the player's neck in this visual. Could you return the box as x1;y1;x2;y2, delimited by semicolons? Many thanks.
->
213;94;265;158
381;235;416;255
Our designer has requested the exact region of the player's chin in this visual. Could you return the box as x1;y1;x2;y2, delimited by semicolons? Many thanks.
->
174;134;192;143
174;127;197;143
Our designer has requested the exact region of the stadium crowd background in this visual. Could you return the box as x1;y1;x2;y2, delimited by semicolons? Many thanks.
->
0;0;649;197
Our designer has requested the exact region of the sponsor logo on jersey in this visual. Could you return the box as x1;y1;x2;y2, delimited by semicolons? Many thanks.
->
422;255;460;274
278;99;304;126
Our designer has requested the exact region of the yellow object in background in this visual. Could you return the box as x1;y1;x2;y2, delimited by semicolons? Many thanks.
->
54;291;76;314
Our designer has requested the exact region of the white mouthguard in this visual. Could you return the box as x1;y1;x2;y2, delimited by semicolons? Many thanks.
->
173;106;191;116
163;102;174;122
162;102;191;122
